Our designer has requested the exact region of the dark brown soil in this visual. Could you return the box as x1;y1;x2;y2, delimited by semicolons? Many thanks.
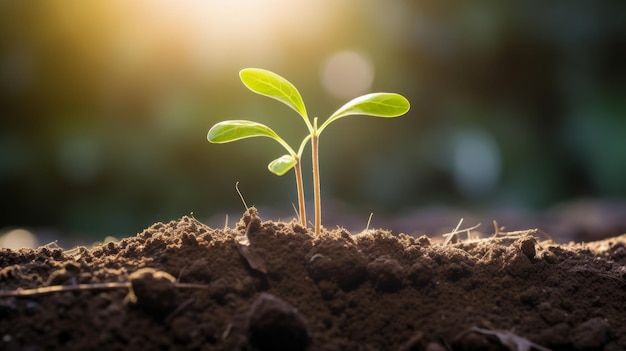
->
1;208;625;350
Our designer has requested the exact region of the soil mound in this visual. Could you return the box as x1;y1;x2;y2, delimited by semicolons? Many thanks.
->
1;208;625;350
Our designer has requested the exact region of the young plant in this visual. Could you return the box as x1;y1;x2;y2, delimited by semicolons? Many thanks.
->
208;68;410;235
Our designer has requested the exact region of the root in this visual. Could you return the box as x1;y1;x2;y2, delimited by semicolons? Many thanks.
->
0;270;207;299
491;221;553;242
235;181;250;212
0;282;131;297
0;282;207;298
470;327;551;351
441;218;482;246
365;213;374;232
442;219;553;248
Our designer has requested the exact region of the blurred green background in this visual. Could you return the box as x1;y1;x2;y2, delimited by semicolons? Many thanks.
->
1;0;625;246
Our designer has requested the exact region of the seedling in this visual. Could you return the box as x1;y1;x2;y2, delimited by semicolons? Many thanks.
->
208;68;410;235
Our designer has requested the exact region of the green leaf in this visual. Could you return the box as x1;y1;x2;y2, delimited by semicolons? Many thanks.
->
268;155;297;176
319;93;410;133
207;120;280;143
239;68;309;121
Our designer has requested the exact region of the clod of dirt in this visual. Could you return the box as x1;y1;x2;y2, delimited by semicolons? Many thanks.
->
45;262;81;286
183;258;213;283
367;255;405;292
519;238;537;260
571;318;611;350
237;207;262;232
536;323;571;348
240;292;309;351
407;256;435;287
503;239;538;278
305;240;367;291
127;268;177;316
444;262;472;281
537;301;568;325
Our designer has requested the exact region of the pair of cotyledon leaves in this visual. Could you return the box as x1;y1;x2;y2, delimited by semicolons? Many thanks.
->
207;68;410;176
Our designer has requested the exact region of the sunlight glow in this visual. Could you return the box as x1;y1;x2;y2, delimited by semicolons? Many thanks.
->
121;0;334;71
38;0;345;87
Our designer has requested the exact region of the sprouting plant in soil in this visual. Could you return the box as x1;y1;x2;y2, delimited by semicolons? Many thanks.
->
208;68;410;235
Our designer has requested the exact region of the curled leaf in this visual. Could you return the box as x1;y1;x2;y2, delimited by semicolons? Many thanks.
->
268;155;297;176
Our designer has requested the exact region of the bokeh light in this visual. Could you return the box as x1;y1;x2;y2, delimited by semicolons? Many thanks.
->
321;51;374;99
451;128;501;199
0;229;38;249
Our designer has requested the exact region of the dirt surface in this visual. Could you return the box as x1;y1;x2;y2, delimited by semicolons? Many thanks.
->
1;208;626;350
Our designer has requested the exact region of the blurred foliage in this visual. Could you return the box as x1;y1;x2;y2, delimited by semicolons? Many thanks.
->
1;0;625;241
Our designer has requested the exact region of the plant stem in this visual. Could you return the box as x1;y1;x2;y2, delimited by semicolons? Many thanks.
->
312;118;321;236
294;161;306;227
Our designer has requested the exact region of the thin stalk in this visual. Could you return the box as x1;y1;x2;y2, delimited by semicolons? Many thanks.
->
312;118;321;236
293;160;306;227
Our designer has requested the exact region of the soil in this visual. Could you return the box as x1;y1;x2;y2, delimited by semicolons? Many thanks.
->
1;207;625;351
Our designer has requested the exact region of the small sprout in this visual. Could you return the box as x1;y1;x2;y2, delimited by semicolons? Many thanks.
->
208;68;410;235
208;69;310;228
